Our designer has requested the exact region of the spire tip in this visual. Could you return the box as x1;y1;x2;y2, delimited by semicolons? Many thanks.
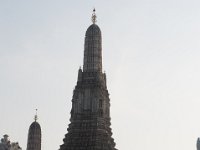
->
91;8;97;24
34;109;38;122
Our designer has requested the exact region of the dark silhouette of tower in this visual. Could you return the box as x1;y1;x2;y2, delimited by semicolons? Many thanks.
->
26;110;41;150
59;9;117;150
197;138;200;150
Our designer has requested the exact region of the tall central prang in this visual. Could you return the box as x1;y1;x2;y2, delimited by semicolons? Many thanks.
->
60;9;117;150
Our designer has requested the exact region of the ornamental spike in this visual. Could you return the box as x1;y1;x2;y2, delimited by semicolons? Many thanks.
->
34;109;38;122
91;8;97;24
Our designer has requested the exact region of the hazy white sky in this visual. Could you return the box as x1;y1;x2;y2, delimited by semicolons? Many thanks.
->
0;0;200;150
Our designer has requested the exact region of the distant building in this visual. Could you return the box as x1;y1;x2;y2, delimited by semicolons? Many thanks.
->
197;138;200;150
26;111;41;150
10;142;22;150
0;135;10;150
0;135;21;150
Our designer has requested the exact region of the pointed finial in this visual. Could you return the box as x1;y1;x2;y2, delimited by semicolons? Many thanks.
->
91;8;97;24
34;109;38;122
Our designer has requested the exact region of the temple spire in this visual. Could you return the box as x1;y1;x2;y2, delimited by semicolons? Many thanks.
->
83;9;102;72
59;11;117;150
91;8;97;24
26;109;41;150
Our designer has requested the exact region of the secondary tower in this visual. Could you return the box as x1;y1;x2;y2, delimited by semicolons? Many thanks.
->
26;110;41;150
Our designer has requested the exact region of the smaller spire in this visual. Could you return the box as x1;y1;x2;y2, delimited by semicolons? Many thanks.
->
91;8;97;24
34;109;38;122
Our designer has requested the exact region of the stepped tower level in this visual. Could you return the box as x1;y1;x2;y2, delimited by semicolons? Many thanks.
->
60;10;117;150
